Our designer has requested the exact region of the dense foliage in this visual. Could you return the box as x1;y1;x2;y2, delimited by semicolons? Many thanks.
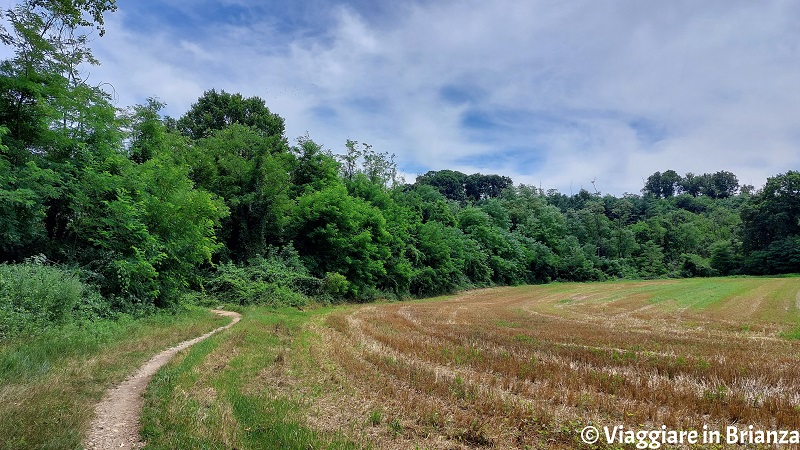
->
0;1;798;338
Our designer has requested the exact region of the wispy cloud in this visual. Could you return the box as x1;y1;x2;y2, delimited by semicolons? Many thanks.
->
86;0;800;194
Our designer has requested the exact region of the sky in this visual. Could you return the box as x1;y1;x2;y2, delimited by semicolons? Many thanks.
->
9;0;800;195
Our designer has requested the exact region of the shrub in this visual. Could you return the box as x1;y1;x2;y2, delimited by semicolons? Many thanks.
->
207;247;321;307
321;272;349;301
680;253;714;277
0;262;108;340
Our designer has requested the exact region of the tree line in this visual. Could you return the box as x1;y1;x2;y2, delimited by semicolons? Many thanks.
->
1;1;798;333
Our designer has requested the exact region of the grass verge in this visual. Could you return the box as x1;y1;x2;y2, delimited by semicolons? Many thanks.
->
0;307;229;450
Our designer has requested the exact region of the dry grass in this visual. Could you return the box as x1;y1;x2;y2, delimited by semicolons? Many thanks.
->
263;278;800;449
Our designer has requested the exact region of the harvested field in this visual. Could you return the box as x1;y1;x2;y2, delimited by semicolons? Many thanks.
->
291;278;800;449
138;278;800;449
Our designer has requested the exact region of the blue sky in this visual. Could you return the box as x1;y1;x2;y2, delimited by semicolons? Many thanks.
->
31;0;800;194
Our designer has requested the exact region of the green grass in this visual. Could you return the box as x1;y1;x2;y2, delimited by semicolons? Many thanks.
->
781;325;800;340
140;306;365;450
631;277;756;309
528;276;800;319
0;307;229;450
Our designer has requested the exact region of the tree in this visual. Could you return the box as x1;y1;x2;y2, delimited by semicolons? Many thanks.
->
643;171;662;197
610;198;635;259
741;171;800;253
457;207;526;284
411;221;475;296
290;135;340;195
660;170;681;197
0;156;59;260
415;170;467;202
129;155;228;302
175;89;285;139
0;0;118;163
186;124;295;262
465;173;513;201
709;240;738;275
679;172;705;197
399;184;456;226
643;170;681;198
704;171;739;199
289;183;391;299
336;140;401;187
61;151;226;305
125;97;167;163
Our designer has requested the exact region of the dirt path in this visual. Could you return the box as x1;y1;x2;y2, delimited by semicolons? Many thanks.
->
84;309;241;450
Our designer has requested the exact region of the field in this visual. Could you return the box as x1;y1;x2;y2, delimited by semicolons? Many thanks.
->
140;277;800;449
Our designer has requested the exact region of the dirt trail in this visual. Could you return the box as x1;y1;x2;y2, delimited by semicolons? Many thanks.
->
84;309;241;450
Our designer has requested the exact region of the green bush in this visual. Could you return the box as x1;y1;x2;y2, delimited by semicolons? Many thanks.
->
207;247;321;306
321;272;349;301
0;262;108;340
680;253;714;277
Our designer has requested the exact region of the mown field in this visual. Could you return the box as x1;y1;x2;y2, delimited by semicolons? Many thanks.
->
138;276;800;449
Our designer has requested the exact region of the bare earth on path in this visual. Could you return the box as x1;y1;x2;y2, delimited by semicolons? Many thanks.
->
83;309;241;450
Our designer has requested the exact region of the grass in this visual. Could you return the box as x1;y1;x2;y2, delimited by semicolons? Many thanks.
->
140;306;365;450
0;307;229;450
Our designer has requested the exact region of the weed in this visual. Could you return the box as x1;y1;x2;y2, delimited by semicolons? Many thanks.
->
703;384;728;403
514;334;536;344
388;417;403;438
368;409;382;426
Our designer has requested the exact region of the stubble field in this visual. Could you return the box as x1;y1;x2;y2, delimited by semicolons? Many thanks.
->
142;277;800;449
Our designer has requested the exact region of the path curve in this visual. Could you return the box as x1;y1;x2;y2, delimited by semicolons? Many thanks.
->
84;309;241;450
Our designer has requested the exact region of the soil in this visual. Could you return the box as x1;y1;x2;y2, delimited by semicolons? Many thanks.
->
83;309;241;450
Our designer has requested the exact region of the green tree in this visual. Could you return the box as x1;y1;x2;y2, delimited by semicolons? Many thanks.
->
290;135;340;195
336;140;401;187
679;172;706;197
742;171;800;251
633;241;667;278
0;0;117;163
0;157;59;260
704;171;739;199
125;97;167;164
465;173;513;201
415;170;467;202
741;171;800;274
457;207;526;284
175;89;285;139
59;150;226;305
709;240;739;275
290;183;391;299
186;124;294;261
643;170;681;198
411;221;471;296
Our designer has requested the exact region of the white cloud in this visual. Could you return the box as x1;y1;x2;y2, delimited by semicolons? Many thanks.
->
83;0;800;194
